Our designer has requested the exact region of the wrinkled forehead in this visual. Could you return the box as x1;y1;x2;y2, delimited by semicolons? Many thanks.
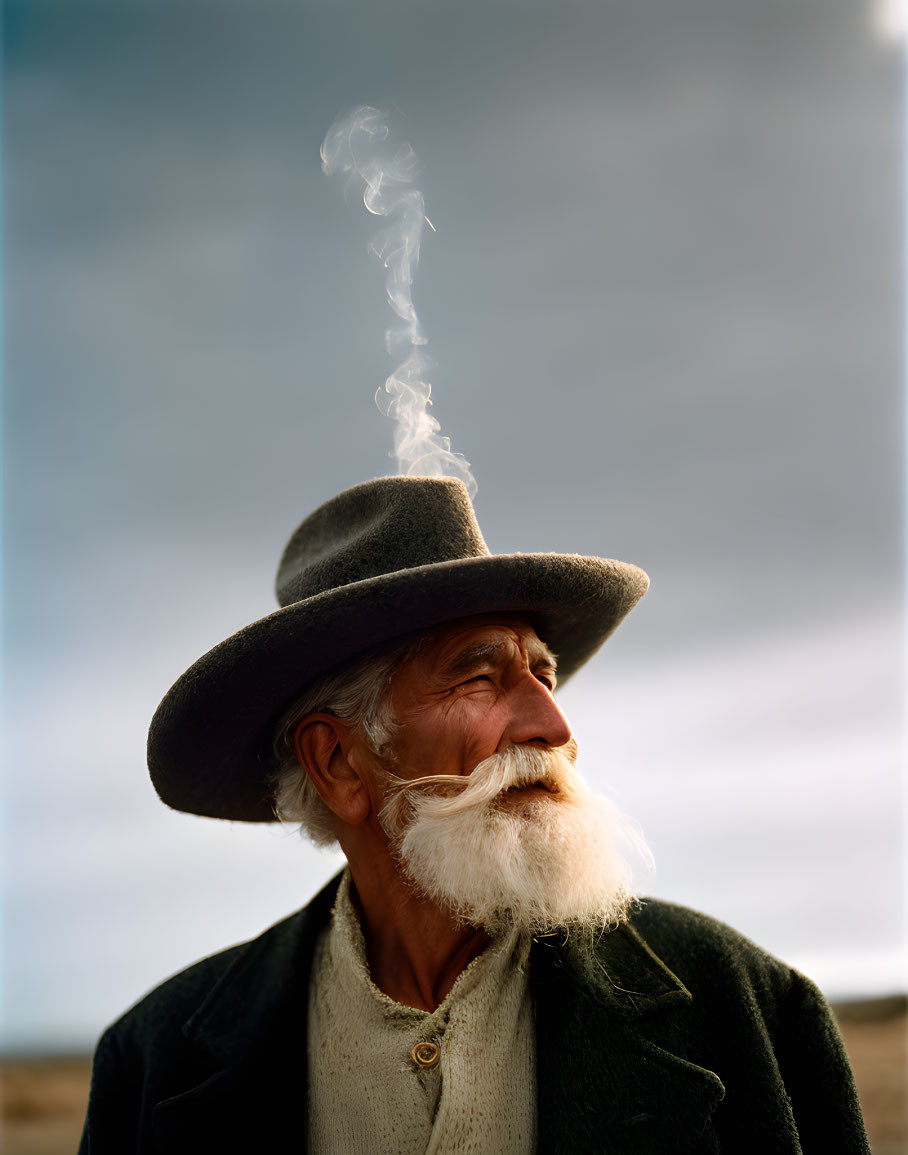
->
412;613;557;672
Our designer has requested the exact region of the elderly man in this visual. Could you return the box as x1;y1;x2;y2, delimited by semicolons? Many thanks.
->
81;477;868;1154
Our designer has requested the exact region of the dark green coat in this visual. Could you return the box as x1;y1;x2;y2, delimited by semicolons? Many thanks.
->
79;874;869;1153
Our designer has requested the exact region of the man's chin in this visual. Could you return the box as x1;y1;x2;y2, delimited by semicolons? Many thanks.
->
394;790;645;939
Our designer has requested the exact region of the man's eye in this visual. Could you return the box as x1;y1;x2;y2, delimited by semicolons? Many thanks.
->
535;674;556;690
461;674;492;686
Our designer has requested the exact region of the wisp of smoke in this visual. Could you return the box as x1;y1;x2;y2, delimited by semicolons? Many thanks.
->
320;107;477;496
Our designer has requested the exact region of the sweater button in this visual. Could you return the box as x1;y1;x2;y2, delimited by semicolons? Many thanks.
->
411;1041;440;1068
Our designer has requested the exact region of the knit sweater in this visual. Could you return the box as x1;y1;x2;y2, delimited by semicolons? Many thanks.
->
307;872;536;1153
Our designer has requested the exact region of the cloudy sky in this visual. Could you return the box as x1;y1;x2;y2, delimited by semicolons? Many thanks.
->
2;0;904;1050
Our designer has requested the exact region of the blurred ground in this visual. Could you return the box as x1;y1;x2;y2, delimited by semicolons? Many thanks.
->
835;997;908;1155
0;997;904;1154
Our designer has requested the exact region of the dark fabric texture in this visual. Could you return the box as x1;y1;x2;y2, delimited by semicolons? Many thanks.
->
146;477;649;823
79;875;869;1154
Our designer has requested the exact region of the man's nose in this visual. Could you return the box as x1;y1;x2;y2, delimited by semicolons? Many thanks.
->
503;674;573;750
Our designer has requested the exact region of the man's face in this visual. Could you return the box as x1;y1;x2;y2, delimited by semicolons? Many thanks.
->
367;614;645;935
385;614;573;790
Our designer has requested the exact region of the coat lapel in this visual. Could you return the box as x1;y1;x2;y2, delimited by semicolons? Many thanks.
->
150;874;342;1154
532;918;726;1154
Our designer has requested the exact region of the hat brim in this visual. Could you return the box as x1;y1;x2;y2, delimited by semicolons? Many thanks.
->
147;552;649;822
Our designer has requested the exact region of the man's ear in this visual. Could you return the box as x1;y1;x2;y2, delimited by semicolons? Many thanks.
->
293;714;372;826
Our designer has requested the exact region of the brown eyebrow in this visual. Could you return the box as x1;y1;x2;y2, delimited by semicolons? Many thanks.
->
529;642;559;688
526;638;558;672
440;642;505;680
439;638;559;683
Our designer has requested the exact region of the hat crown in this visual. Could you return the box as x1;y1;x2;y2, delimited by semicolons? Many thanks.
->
275;477;490;607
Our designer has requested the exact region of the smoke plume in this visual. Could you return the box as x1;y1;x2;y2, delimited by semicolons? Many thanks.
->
320;107;477;496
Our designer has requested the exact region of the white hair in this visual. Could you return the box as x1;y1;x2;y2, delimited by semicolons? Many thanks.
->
270;636;421;845
377;742;651;937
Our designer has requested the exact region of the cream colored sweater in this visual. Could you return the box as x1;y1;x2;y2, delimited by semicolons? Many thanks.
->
306;872;536;1154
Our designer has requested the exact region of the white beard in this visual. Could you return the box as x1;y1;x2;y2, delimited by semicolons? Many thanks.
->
378;743;652;937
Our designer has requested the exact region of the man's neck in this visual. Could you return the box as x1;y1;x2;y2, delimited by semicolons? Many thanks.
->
344;846;491;1012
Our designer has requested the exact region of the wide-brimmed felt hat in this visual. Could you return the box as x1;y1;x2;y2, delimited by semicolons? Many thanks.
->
148;477;649;822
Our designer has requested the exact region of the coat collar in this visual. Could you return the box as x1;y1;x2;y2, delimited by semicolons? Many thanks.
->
150;875;341;1153
531;916;725;1152
180;872;339;1067
154;880;724;1153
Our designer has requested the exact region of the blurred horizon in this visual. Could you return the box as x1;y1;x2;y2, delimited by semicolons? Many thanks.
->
2;0;904;1051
